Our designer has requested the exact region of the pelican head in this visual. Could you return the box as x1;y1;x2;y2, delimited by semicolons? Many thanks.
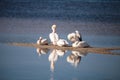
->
39;37;42;40
75;30;82;41
75;30;79;34
51;24;57;33
75;30;80;37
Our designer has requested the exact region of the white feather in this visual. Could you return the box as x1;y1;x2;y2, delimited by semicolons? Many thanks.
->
37;37;48;45
49;32;59;45
57;39;69;47
72;41;89;48
67;32;80;42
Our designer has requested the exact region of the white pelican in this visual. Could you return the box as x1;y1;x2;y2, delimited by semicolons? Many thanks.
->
72;41;89;48
49;24;59;45
57;39;69;47
37;37;48;45
67;30;82;42
49;24;69;46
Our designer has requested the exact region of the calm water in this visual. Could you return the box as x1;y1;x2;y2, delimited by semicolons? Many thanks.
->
0;0;120;22
0;34;120;80
0;0;120;80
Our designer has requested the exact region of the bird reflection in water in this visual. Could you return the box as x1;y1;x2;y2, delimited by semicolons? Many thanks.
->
48;49;58;72
36;48;49;56
36;47;88;71
67;50;87;67
56;49;67;57
48;49;67;72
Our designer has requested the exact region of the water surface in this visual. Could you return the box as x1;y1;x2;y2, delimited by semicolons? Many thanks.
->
0;34;120;80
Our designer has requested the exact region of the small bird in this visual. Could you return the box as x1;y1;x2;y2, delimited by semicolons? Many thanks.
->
37;37;48;45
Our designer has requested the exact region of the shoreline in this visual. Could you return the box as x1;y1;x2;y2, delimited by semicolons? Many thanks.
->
8;42;120;55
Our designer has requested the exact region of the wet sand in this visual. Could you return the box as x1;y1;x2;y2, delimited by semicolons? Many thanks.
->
9;42;120;55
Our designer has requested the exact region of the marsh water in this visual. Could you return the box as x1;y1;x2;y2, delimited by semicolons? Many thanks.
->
0;0;120;80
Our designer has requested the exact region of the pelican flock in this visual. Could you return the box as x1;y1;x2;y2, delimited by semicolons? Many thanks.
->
37;24;89;48
36;25;90;71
